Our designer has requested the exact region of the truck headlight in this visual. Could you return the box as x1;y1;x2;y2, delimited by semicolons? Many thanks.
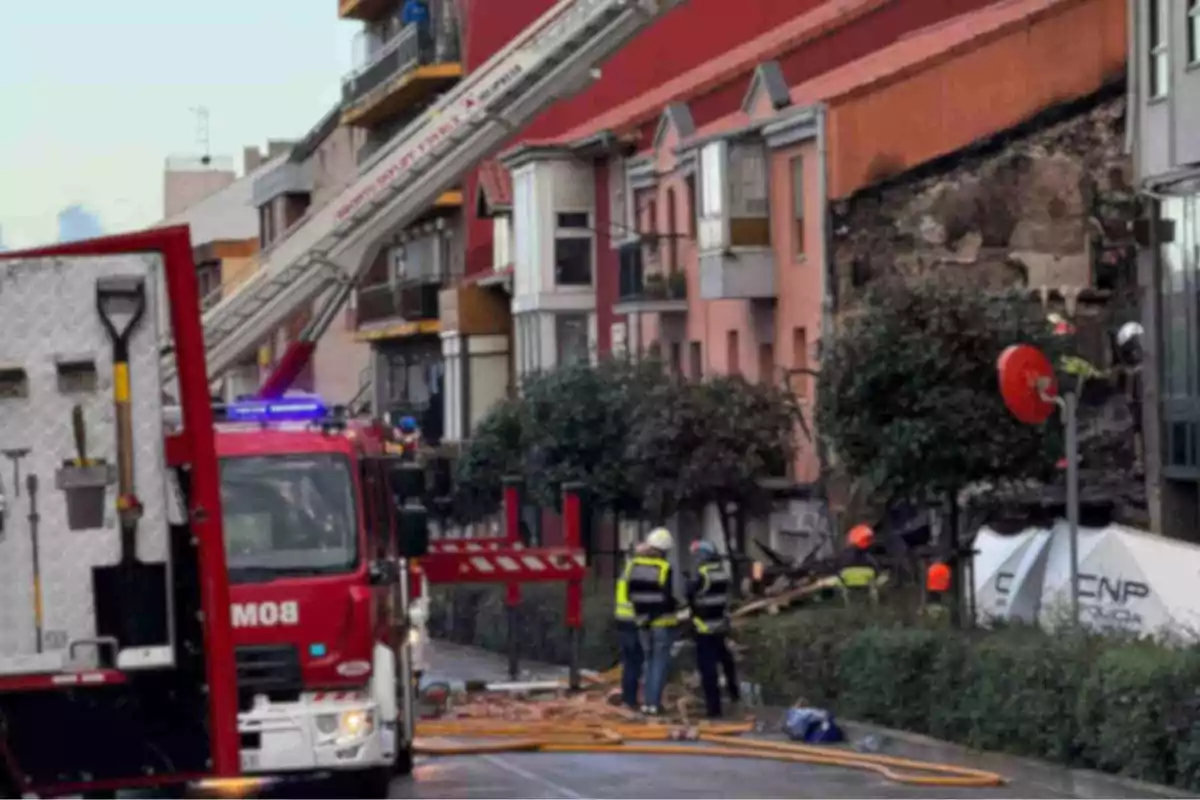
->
340;709;373;738
316;709;375;743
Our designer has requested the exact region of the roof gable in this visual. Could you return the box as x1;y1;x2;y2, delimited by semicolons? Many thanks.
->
742;61;791;117
652;103;696;151
475;160;513;217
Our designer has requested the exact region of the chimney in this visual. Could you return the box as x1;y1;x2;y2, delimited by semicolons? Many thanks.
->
244;146;263;174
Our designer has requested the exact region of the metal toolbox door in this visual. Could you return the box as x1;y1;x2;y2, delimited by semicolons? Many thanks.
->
0;253;175;676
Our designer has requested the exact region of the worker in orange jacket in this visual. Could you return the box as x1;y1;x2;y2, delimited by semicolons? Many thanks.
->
925;561;952;618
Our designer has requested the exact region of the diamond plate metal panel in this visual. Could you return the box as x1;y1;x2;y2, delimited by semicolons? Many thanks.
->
0;254;175;674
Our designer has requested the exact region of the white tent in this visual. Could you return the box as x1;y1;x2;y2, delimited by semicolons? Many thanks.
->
973;526;1053;625
1037;524;1200;639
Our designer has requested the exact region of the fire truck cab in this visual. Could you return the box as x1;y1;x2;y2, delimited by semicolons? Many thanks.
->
208;395;428;796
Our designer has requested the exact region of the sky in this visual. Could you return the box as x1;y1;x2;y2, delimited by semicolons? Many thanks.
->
0;1;357;250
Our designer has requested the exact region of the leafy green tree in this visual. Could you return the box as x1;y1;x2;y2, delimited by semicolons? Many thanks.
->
519;358;671;515
681;377;800;577
817;275;1064;502
626;374;801;581
623;374;703;524
450;397;526;522
453;360;803;579
816;275;1067;621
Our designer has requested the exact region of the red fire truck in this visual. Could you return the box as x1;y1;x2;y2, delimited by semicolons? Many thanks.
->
203;396;428;796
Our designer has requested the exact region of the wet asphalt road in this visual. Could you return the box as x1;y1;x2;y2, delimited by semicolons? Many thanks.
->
384;642;1071;799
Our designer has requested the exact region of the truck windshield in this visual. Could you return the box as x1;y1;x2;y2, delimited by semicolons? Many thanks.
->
219;453;359;583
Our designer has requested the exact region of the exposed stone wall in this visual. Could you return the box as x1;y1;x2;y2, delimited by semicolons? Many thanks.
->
830;92;1139;321
828;90;1148;526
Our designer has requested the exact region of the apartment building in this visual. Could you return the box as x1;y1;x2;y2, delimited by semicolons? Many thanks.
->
485;0;1127;496
250;106;373;402
1128;0;1200;540
437;0;1012;443
339;0;467;433
475;0;1009;443
159;146;290;399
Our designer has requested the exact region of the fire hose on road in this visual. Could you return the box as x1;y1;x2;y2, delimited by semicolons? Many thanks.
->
412;683;1007;789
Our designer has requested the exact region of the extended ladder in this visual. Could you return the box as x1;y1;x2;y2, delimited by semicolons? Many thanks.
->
161;0;683;388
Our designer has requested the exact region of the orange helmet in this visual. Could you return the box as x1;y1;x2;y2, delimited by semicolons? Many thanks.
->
847;524;874;551
926;562;952;593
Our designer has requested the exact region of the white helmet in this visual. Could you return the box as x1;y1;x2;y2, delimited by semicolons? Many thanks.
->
1116;321;1144;348
646;527;674;552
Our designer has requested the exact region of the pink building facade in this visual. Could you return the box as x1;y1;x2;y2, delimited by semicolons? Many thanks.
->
616;65;825;484
488;0;1126;494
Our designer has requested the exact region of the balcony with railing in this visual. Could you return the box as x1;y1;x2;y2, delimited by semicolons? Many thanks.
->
613;240;689;315
341;6;463;128
357;282;442;328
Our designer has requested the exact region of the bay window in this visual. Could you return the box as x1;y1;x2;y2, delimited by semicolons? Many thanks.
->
698;142;726;250
555;313;590;366
697;139;771;251
554;212;593;286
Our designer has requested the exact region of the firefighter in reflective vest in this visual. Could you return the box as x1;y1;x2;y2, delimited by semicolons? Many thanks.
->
688;541;741;719
925;561;952;619
625;527;682;715
614;542;651;710
839;524;880;604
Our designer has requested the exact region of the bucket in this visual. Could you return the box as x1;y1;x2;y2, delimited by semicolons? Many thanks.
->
56;463;115;530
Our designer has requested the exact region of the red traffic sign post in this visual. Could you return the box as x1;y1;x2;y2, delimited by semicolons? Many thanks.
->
996;343;1080;626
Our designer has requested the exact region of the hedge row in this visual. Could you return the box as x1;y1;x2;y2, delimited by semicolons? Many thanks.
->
427;584;1200;791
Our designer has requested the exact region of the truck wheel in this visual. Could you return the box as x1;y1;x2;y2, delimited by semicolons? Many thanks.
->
0;768;19;800
350;765;393;798
394;743;414;776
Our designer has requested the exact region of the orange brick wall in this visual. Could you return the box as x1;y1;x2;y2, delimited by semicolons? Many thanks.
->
827;0;1127;199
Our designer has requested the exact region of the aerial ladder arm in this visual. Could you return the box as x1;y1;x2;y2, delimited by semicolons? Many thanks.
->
161;0;684;395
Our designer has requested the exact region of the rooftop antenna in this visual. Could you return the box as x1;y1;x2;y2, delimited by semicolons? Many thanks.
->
191;106;212;167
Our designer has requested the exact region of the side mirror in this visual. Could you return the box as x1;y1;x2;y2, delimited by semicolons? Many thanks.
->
368;559;399;586
397;504;430;559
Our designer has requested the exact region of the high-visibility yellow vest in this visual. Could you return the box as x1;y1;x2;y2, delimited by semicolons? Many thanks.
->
627;556;677;627
839;565;877;588
614;561;636;622
692;562;731;635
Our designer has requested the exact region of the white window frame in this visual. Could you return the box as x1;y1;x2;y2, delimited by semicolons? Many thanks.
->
554;312;590;368
553;211;594;287
698;141;728;251
1149;0;1169;98
1189;0;1200;65
610;155;630;243
512;168;537;297
728;141;769;219
492;213;512;269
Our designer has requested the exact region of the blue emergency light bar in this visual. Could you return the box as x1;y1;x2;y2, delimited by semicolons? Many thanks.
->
222;397;328;423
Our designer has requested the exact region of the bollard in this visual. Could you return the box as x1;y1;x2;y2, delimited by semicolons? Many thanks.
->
502;475;524;545
563;482;585;691
505;582;521;681
502;476;524;680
